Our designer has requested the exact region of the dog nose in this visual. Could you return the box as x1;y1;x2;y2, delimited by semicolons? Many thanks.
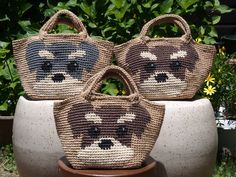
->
155;73;168;83
99;139;114;150
52;73;65;82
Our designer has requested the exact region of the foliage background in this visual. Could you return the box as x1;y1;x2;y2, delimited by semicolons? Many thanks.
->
0;0;232;115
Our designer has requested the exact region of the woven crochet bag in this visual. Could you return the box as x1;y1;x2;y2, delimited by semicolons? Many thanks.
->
54;65;165;169
114;14;216;100
12;10;113;100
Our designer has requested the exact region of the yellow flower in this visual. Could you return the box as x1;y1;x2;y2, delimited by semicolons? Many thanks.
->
203;85;216;96
218;46;225;56
205;73;215;86
218;80;222;85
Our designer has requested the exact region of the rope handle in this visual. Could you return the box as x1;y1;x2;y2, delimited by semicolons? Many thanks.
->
140;14;192;41
81;65;140;100
39;9;87;36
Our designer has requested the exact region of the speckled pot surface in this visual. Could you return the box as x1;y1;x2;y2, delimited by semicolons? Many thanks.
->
13;96;65;177
150;98;218;177
13;97;217;177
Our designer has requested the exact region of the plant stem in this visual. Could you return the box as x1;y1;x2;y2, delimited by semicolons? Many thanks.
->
4;60;13;82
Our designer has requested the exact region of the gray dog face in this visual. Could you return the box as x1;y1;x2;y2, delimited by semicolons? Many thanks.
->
26;41;99;83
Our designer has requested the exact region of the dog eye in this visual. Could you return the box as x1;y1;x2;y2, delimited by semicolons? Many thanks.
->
41;61;52;72
170;61;182;71
88;126;100;138
145;62;156;72
67;61;79;72
116;125;128;137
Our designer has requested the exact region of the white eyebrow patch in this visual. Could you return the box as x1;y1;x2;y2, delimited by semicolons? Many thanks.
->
170;50;187;59
38;50;54;59
69;50;86;59
117;113;136;123
85;113;102;124
140;51;157;60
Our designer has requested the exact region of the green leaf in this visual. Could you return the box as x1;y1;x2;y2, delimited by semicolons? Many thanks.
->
209;27;218;37
44;9;56;17
0;49;10;59
0;14;10;22
18;20;31;30
176;0;198;10
80;2;91;16
105;4;116;16
131;0;137;4
126;19;135;27
0;64;12;80
212;16;221;24
151;3;159;11
10;82;17;89
110;0;123;8
214;0;220;6
88;22;97;28
137;5;143;13
203;36;216;44
204;1;213;7
160;0;173;13
19;3;32;16
101;82;119;96
66;0;78;7
217;5;232;14
142;1;152;8
39;3;45;8
199;26;205;35
0;102;8;111
115;3;130;20
0;41;10;49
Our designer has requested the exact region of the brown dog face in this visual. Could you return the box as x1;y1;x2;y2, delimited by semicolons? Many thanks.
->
125;43;199;96
67;102;151;163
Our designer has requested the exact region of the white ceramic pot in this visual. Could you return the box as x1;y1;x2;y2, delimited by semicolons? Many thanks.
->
150;98;218;177
13;97;217;177
13;96;65;177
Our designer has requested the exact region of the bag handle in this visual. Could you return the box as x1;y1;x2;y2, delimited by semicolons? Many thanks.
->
81;65;140;100
140;14;192;41
39;9;88;36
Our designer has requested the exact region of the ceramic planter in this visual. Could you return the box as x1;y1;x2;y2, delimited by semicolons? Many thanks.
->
13;97;217;177
0;116;13;145
150;98;218;177
13;96;65;177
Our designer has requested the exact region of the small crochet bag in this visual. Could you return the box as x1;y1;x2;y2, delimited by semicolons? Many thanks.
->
54;65;165;169
114;14;216;100
13;10;113;100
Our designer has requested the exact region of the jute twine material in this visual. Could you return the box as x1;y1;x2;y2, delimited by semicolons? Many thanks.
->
54;65;165;169
114;14;216;100
13;10;114;100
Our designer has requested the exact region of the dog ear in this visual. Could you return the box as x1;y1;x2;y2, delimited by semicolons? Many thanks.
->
77;41;99;72
126;43;149;75
68;102;94;138
128;103;151;138
180;44;199;72
26;41;45;71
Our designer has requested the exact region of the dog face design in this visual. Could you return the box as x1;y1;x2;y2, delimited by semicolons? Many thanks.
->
68;102;151;164
26;41;99;85
125;43;199;96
